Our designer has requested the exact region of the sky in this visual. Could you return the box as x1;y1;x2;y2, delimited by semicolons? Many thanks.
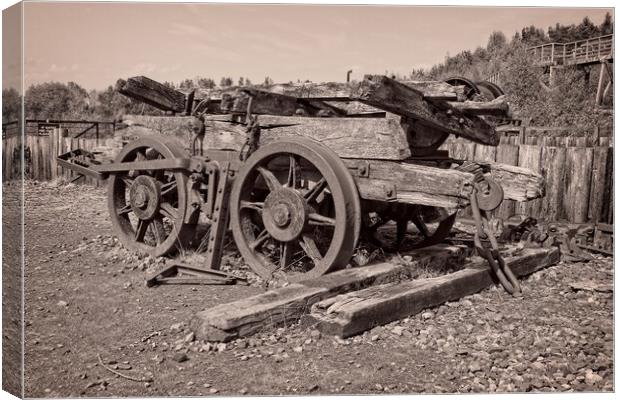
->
2;2;614;91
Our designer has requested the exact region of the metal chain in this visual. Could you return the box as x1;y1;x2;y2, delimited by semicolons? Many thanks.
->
470;191;522;296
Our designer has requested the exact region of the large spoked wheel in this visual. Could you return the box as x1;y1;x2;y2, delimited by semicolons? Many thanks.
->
230;138;361;282
107;137;194;257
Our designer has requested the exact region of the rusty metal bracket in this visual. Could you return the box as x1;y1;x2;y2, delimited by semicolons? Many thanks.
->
145;263;245;287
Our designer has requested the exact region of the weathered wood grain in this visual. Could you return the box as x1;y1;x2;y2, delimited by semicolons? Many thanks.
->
564;147;594;223
204;115;412;160
116;76;186;113
447;95;510;116
191;245;468;342
343;159;475;208
588;147;612;223
494;145;519;219
351;75;499;146
540;146;567;222
308;247;560;338
515;145;543;216
485;162;545;202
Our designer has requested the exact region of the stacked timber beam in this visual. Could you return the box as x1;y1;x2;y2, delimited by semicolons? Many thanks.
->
116;75;510;146
191;246;560;341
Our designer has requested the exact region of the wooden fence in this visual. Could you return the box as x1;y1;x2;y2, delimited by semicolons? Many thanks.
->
2;129;116;186
2;130;614;224
440;139;613;224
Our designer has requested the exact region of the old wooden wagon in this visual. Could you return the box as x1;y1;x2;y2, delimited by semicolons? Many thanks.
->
59;75;544;290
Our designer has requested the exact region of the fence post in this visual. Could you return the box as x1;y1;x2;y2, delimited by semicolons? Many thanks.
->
518;126;526;145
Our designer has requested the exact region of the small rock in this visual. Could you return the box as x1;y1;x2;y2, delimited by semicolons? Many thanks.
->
57;300;68;307
239;388;248;394
310;330;322;340
392;326;404;336
293;346;303;353
585;369;603;385
172;353;188;363
469;362;482;373
170;322;184;332
209;388;219;394
371;335;380;342
183;332;195;343
216;343;227;352
421;312;433;320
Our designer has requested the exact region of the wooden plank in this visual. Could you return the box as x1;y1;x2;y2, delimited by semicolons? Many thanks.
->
343;160;475;208
116;76;186;113
308;247;560;338
588;147;612;223
494;144;519;219
515;145;543;218
448;141;475;161
473;144;496;163
486;162;545;202
446;95;509;116
204;115;412;160
191;245;468;342
540;146;567;222
351;75;499;146
564;147;594;223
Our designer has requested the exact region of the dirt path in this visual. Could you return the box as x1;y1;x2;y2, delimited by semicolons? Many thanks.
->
21;181;613;396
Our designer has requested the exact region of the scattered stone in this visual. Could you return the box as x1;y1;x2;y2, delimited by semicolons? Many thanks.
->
293;346;303;353
421;312;433;320
57;300;68;307
184;332;195;343
172;353;188;363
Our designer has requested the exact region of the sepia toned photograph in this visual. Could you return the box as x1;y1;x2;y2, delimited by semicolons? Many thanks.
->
2;1;615;398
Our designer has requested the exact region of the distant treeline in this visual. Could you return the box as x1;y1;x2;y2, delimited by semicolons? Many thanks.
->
3;14;613;129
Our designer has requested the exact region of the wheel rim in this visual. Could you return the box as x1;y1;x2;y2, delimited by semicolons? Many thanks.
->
107;137;193;257
230;139;360;282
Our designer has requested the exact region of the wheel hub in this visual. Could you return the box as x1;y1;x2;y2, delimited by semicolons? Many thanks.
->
262;188;307;242
129;175;161;220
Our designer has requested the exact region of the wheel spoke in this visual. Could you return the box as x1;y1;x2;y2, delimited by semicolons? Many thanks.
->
149;218;166;244
280;242;294;269
116;204;132;216
304;178;327;202
121;176;134;187
287;155;300;189
299;234;322;265
308;212;336;227
135;219;148;242
160;202;180;221
411;212;431;238
249;229;271;251
257;166;281;192
160;180;177;197
240;200;264;213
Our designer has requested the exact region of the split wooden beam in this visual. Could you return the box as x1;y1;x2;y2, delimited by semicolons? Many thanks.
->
203;115;412;160
447;95;510;116
307;247;560;338
191;245;468;342
116;76;187;113
484;162;546;202
351;75;499;146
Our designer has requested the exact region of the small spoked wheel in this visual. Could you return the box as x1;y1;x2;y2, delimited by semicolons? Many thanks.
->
230;138;361;282
107;137;194;257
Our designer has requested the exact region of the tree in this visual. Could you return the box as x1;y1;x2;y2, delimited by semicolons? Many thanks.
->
24;81;90;119
2;88;21;123
244;77;252;86
238;77;244;86
600;12;613;35
219;77;233;87
179;78;194;89
263;76;273;86
196;77;216;89
486;31;507;53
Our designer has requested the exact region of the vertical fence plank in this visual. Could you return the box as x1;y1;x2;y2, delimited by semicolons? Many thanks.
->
449;142;475;161
516;145;543;218
588;147;612;223
540;146;567;222
473;144;496;163
494;144;520;219
564;147;594;223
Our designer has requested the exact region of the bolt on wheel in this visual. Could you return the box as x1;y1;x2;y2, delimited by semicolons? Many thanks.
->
230;138;360;282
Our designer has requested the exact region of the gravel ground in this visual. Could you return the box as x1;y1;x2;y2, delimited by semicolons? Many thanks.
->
19;180;613;396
